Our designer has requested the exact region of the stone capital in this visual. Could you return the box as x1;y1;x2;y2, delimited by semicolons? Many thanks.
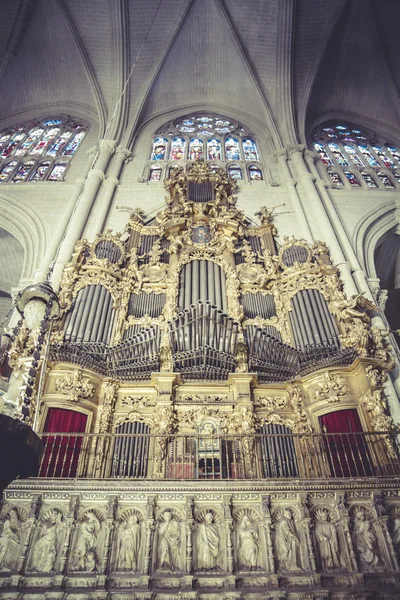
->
115;145;132;163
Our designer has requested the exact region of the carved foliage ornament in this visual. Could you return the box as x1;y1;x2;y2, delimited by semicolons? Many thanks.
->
55;369;94;403
313;371;349;404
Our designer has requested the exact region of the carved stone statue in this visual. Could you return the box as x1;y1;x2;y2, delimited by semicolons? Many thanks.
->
275;509;300;571
197;511;220;571
391;510;400;553
73;511;101;571
32;508;63;572
237;514;259;570
314;509;341;571
157;511;181;571
353;508;381;570
0;509;21;571
116;514;141;571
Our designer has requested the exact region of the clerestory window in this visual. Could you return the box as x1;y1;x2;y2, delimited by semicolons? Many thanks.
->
312;123;400;190
146;113;263;183
0;117;88;183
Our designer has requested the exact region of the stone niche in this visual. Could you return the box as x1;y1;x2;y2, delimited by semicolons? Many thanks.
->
0;482;400;599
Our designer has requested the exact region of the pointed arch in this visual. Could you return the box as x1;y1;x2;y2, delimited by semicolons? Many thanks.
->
56;0;107;136
352;200;397;278
0;192;47;280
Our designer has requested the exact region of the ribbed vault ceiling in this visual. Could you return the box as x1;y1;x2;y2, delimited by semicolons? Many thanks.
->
0;0;399;145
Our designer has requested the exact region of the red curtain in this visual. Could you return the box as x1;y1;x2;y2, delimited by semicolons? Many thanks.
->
319;409;372;477
40;408;87;478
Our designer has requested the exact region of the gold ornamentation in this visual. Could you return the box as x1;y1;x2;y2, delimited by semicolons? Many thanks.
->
179;394;228;403
97;381;120;433
287;384;312;433
121;395;150;408
257;396;288;410
236;241;267;286
362;389;396;458
179;407;230;432
55;369;94;402
313;372;349;404
365;365;386;387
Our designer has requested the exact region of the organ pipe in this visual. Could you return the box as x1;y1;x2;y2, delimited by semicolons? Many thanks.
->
178;260;228;310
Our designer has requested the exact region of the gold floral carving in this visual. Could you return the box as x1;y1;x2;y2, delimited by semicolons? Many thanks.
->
55;369;94;403
362;389;396;458
97;381;120;433
313;372;349;404
365;365;386;387
257;396;288;411
179;394;228;403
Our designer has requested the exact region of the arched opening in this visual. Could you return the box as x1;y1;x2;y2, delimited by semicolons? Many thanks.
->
374;232;400;344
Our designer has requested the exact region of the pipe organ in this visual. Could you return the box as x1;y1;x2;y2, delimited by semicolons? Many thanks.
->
3;160;400;598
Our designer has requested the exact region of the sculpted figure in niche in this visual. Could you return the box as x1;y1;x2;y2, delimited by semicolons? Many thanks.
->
0;509;21;571
353;508;381;570
237;514;259;570
314;509;341;571
197;511;220;571
73;511;101;571
157;511;181;571
391;512;400;553
116;514;141;571
275;508;300;571
32;508;63;572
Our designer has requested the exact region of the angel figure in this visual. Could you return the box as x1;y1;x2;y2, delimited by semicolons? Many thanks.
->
329;291;375;324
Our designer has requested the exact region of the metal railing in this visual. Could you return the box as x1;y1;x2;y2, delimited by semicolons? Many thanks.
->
35;430;400;481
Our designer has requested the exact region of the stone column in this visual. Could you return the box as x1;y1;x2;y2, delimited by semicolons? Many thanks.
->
50;140;116;291
289;145;358;296
304;150;374;299
274;149;313;242
85;145;132;242
33;154;93;283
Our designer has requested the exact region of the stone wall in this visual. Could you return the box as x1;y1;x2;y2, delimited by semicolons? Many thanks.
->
0;480;400;599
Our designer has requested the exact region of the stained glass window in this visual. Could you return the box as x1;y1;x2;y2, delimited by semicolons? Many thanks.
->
31;128;60;155
15;128;44;156
248;165;263;180
1;133;25;159
343;145;363;166
151;137;168;161
170;137;186;161
189;138;204;161
372;146;393;169
392;172;400;184
386;146;400;164
243;138;259;161
12;161;35;182
328;171;344;186
48;163;68;181
377;172;394;188
361;172;377;188
225;138;240;161
149;167;162;182
313;142;332;165
47;132;72;157
0;117;88;182
30;161;51;182
358;145;378;167
150;114;262;182
228;165;242;180
62;131;86;157
327;143;348;166
206;138;221;161
344;171;360;187
314;122;400;193
0;161;17;182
